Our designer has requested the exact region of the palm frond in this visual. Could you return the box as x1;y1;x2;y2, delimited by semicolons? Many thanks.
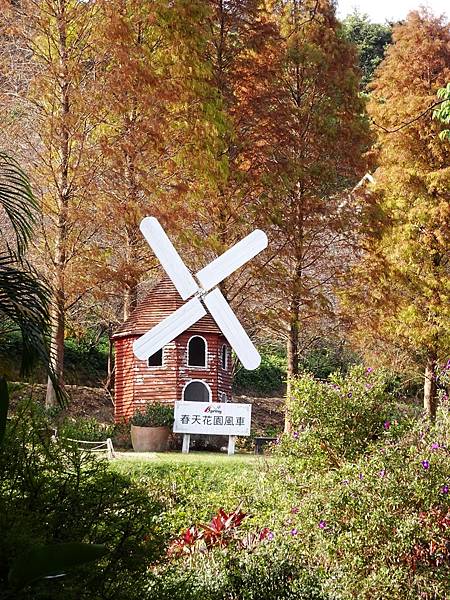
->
0;151;38;258
0;255;66;406
0;252;49;366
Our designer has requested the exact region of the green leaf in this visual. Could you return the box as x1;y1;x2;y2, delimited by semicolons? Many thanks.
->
8;543;108;590
0;152;38;259
0;376;8;447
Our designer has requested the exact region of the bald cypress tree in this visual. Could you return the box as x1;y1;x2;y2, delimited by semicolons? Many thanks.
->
343;10;450;419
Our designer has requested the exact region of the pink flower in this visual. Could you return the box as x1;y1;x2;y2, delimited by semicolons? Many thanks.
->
291;506;299;514
290;528;298;536
384;420;390;430
319;520;327;529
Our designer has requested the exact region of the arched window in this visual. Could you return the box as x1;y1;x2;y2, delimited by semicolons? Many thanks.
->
188;336;207;367
220;345;228;370
183;380;211;402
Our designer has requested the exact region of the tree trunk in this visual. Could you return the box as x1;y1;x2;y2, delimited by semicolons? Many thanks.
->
45;2;70;408
285;293;300;433
45;295;65;407
423;349;438;420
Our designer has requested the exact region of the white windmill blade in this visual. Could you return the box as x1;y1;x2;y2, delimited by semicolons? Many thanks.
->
203;288;261;370
133;297;206;360
140;217;199;300
196;229;268;291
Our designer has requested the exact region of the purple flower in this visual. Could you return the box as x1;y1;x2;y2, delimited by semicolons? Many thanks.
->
290;528;298;536
358;473;364;480
293;431;299;439
441;484;449;495
347;392;352;398
267;531;274;541
384;420;391;430
366;367;373;374
291;506;299;514
421;460;430;470
319;520;327;529
342;479;349;486
379;469;386;478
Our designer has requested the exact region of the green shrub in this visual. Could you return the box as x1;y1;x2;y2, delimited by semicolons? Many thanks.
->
58;416;114;441
281;401;450;600
0;330;109;386
131;402;174;427
299;339;359;380
233;339;360;397
233;343;286;395
280;365;412;467
147;544;328;600
0;400;165;599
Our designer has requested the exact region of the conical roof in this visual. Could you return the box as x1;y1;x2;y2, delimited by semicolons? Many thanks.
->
112;276;222;339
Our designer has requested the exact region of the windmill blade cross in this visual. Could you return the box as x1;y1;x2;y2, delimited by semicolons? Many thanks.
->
134;217;267;371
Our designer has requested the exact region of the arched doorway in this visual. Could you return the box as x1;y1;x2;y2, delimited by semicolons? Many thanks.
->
183;380;211;402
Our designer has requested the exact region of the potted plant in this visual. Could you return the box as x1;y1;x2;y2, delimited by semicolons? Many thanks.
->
130;402;174;452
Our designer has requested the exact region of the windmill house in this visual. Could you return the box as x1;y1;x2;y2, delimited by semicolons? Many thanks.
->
112;277;233;423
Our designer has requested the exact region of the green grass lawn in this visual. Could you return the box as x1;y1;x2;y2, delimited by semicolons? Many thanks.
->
111;449;286;534
114;450;267;466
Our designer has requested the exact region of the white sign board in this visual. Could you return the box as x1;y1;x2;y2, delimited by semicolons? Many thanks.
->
173;401;251;437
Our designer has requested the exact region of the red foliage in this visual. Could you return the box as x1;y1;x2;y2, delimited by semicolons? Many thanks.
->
167;507;247;557
405;509;450;571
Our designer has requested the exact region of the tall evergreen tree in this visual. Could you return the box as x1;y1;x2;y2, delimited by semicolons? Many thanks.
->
342;11;392;89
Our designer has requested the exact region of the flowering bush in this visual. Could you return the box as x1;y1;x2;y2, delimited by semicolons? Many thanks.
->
274;400;450;600
280;366;412;467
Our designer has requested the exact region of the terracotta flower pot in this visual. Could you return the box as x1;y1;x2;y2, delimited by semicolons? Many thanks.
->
131;424;170;452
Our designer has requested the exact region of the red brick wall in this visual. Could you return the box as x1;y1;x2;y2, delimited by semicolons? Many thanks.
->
114;337;135;422
114;332;233;423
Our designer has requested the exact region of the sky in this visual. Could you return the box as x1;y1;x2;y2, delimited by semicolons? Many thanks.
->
336;0;449;23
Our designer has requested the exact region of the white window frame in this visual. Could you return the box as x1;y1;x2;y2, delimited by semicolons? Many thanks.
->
220;344;228;370
187;335;208;369
182;379;212;403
